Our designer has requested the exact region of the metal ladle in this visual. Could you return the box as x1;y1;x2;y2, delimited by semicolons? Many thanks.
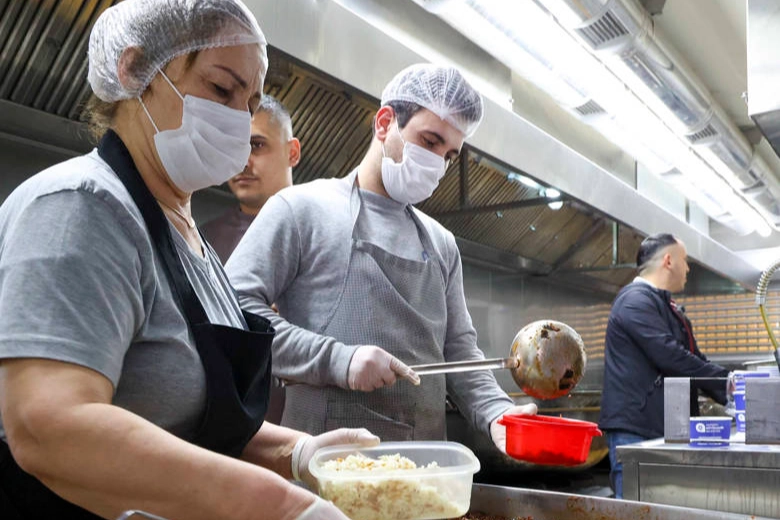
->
410;320;587;400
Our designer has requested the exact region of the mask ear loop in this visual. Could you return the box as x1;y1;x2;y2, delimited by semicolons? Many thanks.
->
137;96;160;133
137;68;185;134
157;68;185;102
381;122;406;159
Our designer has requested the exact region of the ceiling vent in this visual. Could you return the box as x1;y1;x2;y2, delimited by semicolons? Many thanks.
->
685;124;718;144
575;11;629;48
574;100;606;116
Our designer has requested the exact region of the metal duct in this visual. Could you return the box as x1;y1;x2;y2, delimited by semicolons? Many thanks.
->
538;0;780;226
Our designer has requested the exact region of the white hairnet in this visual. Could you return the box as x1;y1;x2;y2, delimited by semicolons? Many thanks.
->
88;0;267;102
380;63;484;138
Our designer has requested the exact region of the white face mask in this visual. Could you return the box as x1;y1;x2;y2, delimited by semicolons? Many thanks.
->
138;70;251;193
381;125;446;204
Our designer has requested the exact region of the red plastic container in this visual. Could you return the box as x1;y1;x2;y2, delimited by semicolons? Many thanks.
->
497;414;602;466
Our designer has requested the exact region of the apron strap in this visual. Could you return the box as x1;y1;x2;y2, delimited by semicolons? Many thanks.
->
97;130;209;326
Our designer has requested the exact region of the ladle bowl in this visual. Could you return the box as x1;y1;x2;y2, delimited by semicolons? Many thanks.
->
510;320;587;399
410;320;586;400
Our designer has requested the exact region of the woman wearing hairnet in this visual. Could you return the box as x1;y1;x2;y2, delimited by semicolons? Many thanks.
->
0;1;374;519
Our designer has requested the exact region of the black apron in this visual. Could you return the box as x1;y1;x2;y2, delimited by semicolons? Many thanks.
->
0;130;274;519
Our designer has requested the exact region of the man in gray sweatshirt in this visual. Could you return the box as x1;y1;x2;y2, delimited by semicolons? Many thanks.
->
226;64;535;450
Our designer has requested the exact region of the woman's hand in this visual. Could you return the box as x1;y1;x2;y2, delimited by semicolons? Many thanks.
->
293;428;380;489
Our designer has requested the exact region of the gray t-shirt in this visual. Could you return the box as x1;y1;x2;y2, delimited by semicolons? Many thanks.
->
226;172;513;437
0;150;246;441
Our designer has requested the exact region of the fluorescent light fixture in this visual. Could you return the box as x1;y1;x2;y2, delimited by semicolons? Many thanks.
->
756;220;773;237
535;0;592;27
506;172;541;189
506;172;521;183
333;0;513;109
693;146;749;190
602;59;697;137
661;172;727;218
544;188;561;199
519;176;541;189
584;112;674;175
436;0;589;107
548;200;564;210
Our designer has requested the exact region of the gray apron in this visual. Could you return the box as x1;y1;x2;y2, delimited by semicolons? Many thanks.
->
281;170;448;440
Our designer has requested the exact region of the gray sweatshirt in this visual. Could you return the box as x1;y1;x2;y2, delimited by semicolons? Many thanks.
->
226;174;513;436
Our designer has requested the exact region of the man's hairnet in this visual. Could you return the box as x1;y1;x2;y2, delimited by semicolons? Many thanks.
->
380;63;484;138
88;0;267;102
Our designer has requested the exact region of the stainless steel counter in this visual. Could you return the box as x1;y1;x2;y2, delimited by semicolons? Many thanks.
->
468;483;771;519
619;437;780;518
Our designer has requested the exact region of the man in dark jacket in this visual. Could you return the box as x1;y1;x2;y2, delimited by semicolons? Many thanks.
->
599;233;728;498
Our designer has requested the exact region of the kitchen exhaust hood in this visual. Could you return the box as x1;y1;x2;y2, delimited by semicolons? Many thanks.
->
241;0;760;289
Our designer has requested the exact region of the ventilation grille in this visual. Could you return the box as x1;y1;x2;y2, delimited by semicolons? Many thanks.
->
0;0;118;119
574;100;606;116
576;11;629;48
686;124;718;144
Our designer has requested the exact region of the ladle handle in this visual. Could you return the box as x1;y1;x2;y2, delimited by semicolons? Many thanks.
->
410;357;519;376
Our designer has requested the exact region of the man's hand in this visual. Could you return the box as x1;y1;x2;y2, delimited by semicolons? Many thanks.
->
489;404;538;453
293;428;380;489
347;345;420;391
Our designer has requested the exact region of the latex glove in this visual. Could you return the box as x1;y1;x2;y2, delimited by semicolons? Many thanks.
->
348;345;420;391
490;403;538;453
294;496;350;520
293;428;380;489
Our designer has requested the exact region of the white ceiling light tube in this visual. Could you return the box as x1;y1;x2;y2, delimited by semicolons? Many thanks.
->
507;172;542;190
426;0;589;107
579;112;673;175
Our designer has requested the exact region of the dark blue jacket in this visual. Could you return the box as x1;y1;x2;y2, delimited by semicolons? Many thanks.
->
599;281;728;439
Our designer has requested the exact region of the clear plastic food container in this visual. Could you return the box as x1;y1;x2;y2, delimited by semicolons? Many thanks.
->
308;441;480;520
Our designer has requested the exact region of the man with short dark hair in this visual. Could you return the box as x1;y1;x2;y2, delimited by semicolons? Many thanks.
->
599;233;728;498
203;94;300;263
226;63;536;450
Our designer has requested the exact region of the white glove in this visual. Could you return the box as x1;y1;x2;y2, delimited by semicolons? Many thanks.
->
294;497;350;520
347;345;420;391
489;403;538;453
292;428;380;489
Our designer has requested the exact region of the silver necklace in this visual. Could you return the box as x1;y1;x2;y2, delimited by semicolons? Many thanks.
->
157;199;196;229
